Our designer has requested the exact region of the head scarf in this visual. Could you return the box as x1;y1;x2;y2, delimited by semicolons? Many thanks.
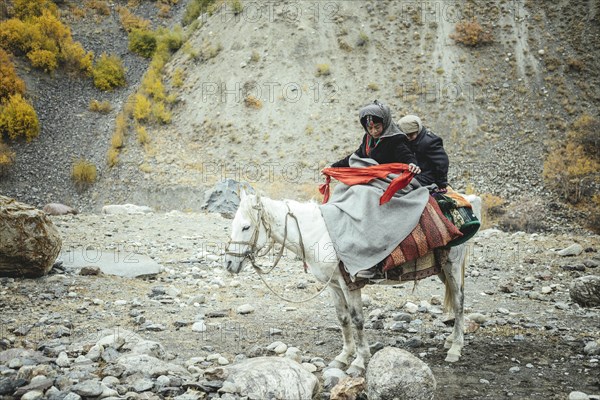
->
358;100;405;139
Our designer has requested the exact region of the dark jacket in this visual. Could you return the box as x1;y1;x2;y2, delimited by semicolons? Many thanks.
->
407;128;449;188
332;133;417;167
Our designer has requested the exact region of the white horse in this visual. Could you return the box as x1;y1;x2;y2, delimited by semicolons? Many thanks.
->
224;190;482;376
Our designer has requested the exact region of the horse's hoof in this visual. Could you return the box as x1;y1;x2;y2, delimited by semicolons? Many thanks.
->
346;365;365;377
328;360;347;369
445;352;460;363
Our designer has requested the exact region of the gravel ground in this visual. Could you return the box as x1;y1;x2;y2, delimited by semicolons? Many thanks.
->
1;211;599;399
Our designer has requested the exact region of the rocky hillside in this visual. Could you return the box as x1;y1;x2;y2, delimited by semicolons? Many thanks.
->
1;0;599;231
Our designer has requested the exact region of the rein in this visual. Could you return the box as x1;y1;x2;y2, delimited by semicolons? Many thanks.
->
225;197;335;304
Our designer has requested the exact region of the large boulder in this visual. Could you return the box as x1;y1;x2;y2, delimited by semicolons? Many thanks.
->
0;195;62;277
222;357;319;399
201;179;254;216
366;347;436;400
570;275;600;307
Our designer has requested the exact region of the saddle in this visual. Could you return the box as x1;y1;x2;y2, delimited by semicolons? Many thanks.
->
341;193;475;290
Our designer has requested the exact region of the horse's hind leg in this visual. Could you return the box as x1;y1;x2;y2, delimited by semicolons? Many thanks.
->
327;284;356;370
442;245;466;363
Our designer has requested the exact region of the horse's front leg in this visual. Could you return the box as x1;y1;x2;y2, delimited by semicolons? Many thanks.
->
442;246;466;363
341;285;370;376
327;284;356;370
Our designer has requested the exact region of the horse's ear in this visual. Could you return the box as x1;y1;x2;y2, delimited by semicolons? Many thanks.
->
239;187;247;202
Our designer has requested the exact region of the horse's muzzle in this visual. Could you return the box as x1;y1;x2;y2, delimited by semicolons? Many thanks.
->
224;255;243;274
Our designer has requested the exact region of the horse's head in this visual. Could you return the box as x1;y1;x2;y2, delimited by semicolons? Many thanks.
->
224;190;271;274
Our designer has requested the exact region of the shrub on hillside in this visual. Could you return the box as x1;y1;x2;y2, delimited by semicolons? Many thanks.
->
136;125;149;144
92;53;126;91
118;6;150;32
106;147;119;167
129;29;157;58
0;12;93;74
133;94;152;121
183;0;217;26
87;0;110;16
0;49;26;101
572;114;600;158
11;0;59;19
141;69;166;100
27;49;58;72
315;63;331;77
244;95;262;109
450;20;493;47
544;114;600;203
0;94;40;142
544;114;600;222
151;101;171;124
0;18;37;55
0;140;16;170
89;99;111;113
72;158;97;184
157;26;184;53
60;40;94;74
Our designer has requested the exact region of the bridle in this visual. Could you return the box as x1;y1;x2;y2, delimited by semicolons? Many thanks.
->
225;196;335;303
225;198;274;269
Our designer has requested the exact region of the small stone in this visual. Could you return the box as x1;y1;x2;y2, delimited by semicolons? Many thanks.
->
558;243;584;257
509;366;520;373
301;363;317;373
217;357;229;365
568;391;590;400
21;391;43;400
404;302;418;313
86;345;103;361
56;352;70;367
236;304;255;314
132;378;154;392
584;340;600;355
71;381;104;397
285;347;302;363
8;358;23;369
541;286;552;294
467;313;488;324
192;321;207;332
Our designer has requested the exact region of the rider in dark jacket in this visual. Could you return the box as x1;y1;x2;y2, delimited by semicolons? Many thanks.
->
399;115;449;190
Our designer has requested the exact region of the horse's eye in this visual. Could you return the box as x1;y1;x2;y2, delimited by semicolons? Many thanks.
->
242;226;251;232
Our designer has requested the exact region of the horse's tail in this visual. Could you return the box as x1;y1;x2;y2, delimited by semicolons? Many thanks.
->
443;245;467;313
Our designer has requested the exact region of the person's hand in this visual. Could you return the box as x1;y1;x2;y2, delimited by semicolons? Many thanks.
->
408;163;421;174
434;187;448;194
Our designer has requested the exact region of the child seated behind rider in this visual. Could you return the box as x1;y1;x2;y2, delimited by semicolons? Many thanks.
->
398;115;449;194
331;100;421;176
